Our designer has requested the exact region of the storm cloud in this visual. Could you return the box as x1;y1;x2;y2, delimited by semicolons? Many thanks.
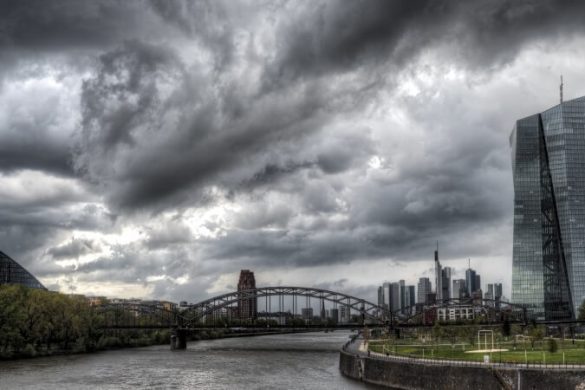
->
1;0;585;302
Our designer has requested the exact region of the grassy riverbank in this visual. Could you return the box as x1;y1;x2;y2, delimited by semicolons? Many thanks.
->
369;338;585;364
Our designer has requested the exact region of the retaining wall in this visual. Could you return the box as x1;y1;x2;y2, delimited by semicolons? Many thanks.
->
339;349;585;390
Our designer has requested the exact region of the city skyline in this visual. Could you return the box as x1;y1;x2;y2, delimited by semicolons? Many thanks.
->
3;1;585;305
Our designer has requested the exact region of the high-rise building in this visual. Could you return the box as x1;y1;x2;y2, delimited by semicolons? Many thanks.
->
465;268;476;297
377;286;385;308
406;285;415;314
494;283;503;300
339;305;350;323
434;248;442;300
330;308;339;324
441;267;452;303
452;279;466;300
417;277;432;304
510;96;585;320
382;282;390;311
237;270;257;320
0;251;45;290
399;280;406;311
485;284;494;306
390;282;400;313
474;274;481;294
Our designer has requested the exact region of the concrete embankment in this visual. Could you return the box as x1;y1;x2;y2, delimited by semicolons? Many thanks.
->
340;345;585;389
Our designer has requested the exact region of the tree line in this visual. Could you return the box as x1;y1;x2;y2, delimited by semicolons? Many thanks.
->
0;285;169;359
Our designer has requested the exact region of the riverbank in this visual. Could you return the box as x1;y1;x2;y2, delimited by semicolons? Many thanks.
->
2;327;333;360
340;339;585;389
0;330;172;360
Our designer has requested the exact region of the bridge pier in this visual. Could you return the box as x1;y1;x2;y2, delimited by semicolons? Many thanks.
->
171;328;187;350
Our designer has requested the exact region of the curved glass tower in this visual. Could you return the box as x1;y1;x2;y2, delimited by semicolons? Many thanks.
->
510;96;585;320
0;251;45;290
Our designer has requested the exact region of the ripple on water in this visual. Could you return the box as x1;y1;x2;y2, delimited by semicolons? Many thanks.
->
0;331;378;390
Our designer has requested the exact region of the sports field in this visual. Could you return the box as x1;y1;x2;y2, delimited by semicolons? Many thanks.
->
369;338;585;364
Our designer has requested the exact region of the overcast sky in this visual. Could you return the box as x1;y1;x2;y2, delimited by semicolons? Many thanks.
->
2;0;585;303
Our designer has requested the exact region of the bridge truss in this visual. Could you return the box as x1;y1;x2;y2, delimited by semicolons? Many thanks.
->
181;286;392;327
94;288;539;331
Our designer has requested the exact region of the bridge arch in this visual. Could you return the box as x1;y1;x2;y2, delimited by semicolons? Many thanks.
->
181;286;392;327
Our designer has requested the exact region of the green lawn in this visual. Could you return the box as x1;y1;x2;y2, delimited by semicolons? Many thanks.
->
369;339;585;364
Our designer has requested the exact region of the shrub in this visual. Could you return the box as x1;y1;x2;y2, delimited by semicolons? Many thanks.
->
23;344;37;357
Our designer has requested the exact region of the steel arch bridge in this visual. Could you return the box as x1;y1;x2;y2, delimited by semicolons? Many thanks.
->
181;286;392;327
93;290;536;332
94;286;393;330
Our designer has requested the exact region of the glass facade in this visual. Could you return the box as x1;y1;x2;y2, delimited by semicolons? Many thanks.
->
511;96;585;320
0;251;45;290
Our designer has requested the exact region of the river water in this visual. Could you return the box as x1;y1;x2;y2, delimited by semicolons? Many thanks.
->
0;331;377;389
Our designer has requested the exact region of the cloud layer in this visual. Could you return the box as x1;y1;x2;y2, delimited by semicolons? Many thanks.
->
2;0;585;302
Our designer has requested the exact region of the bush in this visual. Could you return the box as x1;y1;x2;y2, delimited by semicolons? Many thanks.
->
547;338;558;353
23;344;37;357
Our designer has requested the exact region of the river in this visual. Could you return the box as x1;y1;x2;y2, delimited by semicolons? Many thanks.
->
0;331;378;389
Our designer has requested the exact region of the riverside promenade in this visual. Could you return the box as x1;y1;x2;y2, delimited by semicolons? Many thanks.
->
340;337;585;389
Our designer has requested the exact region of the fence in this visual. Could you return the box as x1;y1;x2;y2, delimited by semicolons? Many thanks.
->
343;338;585;371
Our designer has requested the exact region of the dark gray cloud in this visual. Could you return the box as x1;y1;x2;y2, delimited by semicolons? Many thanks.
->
47;238;100;260
0;0;168;51
271;0;585;82
1;0;585;301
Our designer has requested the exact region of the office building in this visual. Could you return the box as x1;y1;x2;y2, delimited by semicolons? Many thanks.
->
0;251;45;290
434;247;451;303
399;280;406;311
382;282;391;311
388;282;400;313
417;277;432;304
339;305;350;323
510;96;585;320
405;285;415;314
437;306;474;322
475;274;481;294
494;283;503;300
377;286;385;308
237;269;257;320
435;248;442;300
452;279;466;300
465;268;477;296
442;267;452;303
330;308;339;324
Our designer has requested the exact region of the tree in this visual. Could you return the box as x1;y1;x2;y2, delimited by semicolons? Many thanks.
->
502;318;511;337
529;326;544;350
547;338;558;353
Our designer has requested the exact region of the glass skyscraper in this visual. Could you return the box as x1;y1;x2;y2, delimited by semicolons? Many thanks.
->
510;96;585;320
0;251;45;289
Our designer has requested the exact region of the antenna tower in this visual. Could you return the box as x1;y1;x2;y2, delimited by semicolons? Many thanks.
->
560;75;564;104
